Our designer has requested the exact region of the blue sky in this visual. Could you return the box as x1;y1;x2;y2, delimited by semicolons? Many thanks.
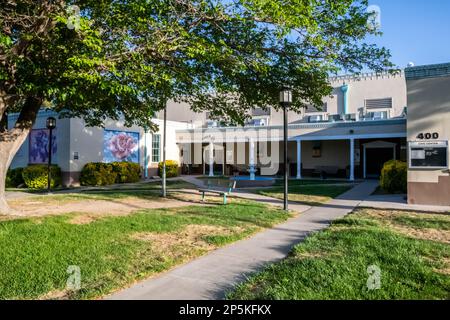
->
367;0;450;68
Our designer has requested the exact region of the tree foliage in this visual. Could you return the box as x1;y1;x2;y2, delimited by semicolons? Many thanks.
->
1;0;393;127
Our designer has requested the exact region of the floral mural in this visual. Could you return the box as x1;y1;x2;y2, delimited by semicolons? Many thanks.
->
103;130;139;163
29;129;57;164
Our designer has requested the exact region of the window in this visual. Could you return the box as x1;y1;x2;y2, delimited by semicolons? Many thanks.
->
152;134;160;163
365;98;392;109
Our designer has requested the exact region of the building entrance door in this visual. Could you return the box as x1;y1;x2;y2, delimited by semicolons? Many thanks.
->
363;140;397;178
365;148;394;178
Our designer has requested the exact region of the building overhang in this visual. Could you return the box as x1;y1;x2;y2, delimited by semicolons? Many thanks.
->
176;119;406;144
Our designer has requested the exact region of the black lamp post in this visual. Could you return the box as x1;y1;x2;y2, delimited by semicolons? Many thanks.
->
46;117;56;193
279;87;292;211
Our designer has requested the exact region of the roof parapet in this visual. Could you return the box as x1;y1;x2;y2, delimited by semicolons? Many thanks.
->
405;62;450;80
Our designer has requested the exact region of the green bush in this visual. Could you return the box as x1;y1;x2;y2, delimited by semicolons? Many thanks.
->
22;165;62;190
6;167;25;188
80;163;117;186
380;160;407;194
158;160;179;178
111;162;141;183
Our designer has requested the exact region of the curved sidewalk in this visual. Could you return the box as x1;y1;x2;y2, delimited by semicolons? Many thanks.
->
107;180;378;300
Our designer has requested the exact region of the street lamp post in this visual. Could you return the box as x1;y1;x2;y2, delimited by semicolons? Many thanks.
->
46;117;56;193
279;87;292;211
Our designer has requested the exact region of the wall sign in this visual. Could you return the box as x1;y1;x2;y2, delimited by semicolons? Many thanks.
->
416;132;439;140
409;141;448;169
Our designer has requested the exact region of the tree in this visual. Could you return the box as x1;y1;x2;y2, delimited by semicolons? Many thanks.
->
0;0;392;213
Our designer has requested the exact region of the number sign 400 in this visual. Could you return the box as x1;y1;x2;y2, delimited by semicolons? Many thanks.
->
417;132;439;140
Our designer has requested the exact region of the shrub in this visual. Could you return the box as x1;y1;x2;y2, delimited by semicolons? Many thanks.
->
158;160;179;178
22;165;62;190
380;160;407;194
6;167;25;188
80;162;117;186
110;162;141;183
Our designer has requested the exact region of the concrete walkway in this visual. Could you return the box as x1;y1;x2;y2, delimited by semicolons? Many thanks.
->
107;180;378;300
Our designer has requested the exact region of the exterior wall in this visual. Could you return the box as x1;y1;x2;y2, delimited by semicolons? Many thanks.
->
158;71;407;128
8;110;71;172
327;72;407;118
8;110;190;186
406;64;450;205
301;140;350;170
155;100;206;128
67;118;189;185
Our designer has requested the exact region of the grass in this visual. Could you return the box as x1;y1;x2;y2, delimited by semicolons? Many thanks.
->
9;180;194;203
228;208;450;300
259;185;353;206
0;200;290;299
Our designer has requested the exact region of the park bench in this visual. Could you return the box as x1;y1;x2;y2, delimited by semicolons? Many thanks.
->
198;180;237;205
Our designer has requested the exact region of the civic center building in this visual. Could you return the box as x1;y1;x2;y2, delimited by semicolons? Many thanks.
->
8;62;450;205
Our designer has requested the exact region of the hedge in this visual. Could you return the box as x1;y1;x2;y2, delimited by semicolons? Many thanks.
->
80;163;117;186
158;160;179;178
111;162;141;183
380;160;407;194
6;167;25;188
22;165;62;190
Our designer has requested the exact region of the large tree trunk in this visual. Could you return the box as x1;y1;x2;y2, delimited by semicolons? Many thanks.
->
0;97;42;214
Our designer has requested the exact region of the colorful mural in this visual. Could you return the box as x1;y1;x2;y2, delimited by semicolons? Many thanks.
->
103;130;139;163
29;129;57;164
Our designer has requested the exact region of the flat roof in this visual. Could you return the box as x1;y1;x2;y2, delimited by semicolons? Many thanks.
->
405;62;450;80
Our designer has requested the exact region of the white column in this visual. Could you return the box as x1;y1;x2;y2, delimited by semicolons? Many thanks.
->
249;138;256;180
296;139;302;179
209;141;214;177
349;138;355;181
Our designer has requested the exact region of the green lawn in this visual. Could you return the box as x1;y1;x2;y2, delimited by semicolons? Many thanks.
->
0;201;290;299
259;185;353;206
228;208;450;300
9;180;193;203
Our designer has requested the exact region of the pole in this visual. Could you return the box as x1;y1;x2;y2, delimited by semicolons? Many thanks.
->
144;127;148;179
162;103;167;197
283;103;288;211
47;128;53;193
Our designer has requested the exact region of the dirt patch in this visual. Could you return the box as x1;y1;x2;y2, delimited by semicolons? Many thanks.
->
391;225;450;244
69;215;97;225
132;224;242;255
7;195;198;218
358;208;450;244
39;289;70;300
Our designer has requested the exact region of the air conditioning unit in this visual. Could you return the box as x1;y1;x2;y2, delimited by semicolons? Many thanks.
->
308;115;324;123
328;114;341;122
365;111;388;120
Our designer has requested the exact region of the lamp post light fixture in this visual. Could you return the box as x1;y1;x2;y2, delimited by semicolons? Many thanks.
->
46;117;56;193
279;87;292;211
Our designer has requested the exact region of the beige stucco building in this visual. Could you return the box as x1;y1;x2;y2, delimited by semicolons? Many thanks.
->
406;63;450;205
176;71;407;181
